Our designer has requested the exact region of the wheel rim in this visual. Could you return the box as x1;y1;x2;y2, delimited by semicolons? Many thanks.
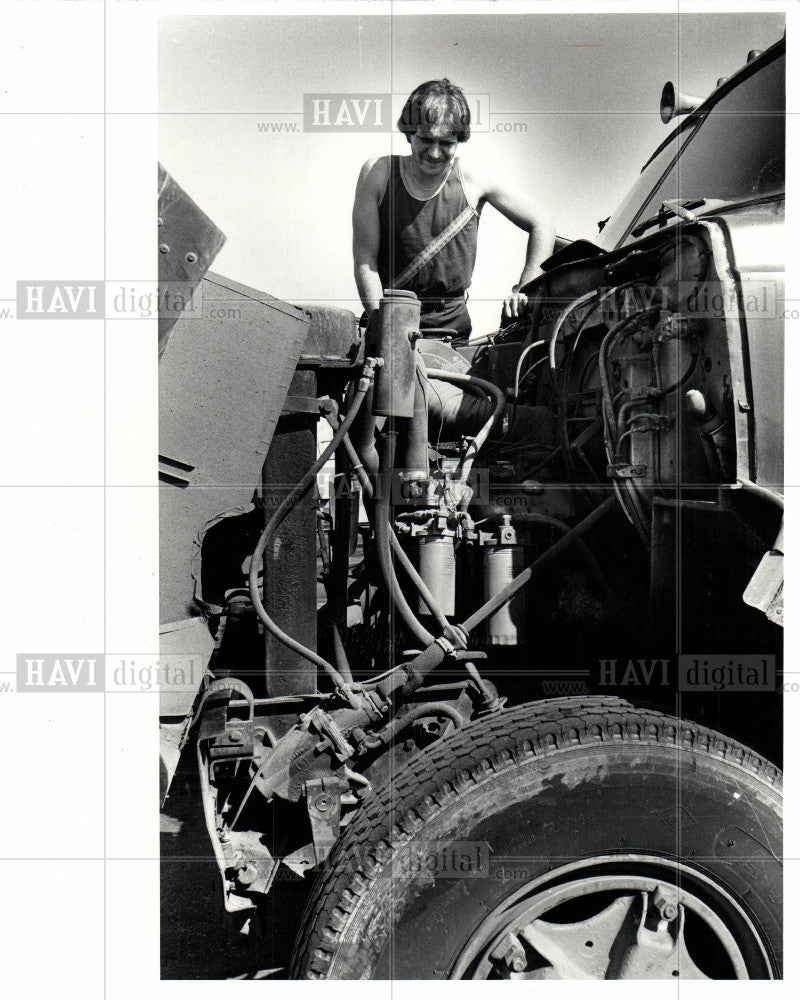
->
450;855;774;980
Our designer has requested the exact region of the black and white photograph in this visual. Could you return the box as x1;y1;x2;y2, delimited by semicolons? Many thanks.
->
157;4;787;982
0;0;794;996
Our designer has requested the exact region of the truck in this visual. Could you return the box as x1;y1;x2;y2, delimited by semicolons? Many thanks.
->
159;37;784;980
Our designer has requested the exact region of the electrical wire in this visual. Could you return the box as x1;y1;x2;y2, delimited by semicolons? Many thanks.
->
513;339;546;399
549;289;599;371
596;309;662;544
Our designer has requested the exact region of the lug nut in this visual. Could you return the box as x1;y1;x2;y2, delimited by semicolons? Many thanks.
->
652;886;680;922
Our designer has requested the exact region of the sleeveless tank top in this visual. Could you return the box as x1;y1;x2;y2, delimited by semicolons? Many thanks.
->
377;156;479;305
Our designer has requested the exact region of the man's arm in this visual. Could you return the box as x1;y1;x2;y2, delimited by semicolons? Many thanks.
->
465;163;556;319
352;158;388;318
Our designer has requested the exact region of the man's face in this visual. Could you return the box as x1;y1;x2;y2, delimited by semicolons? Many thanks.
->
409;122;459;178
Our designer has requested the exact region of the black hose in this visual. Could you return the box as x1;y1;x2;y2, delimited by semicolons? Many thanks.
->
341;432;452;634
374;429;436;648
597;310;660;544
247;359;380;707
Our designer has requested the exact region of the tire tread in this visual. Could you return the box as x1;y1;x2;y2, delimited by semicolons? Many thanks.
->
290;696;781;979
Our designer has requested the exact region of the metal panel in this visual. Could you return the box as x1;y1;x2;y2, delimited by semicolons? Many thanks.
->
262;370;319;696
157;165;226;358
159;272;311;622
299;306;363;367
717;203;784;492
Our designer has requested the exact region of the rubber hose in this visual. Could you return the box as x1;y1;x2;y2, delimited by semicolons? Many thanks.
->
374;429;436;648
247;362;378;706
341;433;452;634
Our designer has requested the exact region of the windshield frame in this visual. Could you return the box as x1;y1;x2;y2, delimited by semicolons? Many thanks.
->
600;37;785;251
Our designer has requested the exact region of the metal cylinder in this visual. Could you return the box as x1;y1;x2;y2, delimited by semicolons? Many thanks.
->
372;290;420;418
417;533;456;617
397;364;429;490
484;525;526;646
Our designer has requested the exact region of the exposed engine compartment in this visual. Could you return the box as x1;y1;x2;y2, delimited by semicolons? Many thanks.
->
160;219;781;919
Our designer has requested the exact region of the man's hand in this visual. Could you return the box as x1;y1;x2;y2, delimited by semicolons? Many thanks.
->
502;287;529;321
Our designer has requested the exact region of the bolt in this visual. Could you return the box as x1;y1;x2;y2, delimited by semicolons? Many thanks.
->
315;794;333;813
491;934;527;974
228;730;243;744
652;886;680;922
186;251;197;263
159;244;170;254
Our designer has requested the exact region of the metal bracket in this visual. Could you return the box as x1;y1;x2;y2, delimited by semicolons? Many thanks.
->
654;314;691;342
607;462;648;478
303;705;355;762
195;742;278;914
305;777;343;866
281;395;336;416
197;677;256;760
743;529;784;627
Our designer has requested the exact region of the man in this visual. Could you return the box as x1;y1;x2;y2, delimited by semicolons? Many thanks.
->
353;78;555;341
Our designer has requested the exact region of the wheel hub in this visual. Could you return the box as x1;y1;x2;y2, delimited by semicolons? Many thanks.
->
491;886;709;979
451;857;772;980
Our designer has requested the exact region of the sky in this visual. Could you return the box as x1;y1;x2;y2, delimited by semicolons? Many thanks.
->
159;10;784;335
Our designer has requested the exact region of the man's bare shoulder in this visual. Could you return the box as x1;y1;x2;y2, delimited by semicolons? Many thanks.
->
357;155;392;195
459;158;497;210
459;158;495;196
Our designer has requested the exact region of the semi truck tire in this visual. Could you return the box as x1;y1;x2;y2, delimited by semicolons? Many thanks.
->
291;697;782;980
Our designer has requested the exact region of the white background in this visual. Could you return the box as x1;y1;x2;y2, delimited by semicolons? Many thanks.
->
0;2;796;998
